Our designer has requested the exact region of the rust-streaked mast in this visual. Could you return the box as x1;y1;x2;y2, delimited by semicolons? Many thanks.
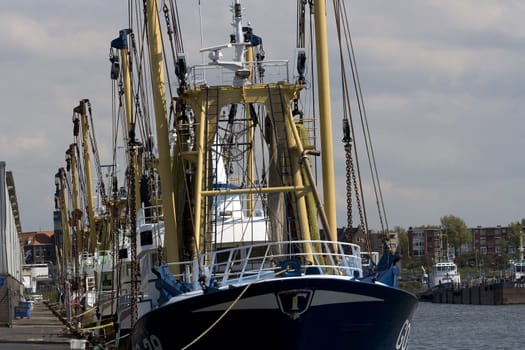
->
67;143;83;256
55;167;72;323
118;29;142;212
56;168;72;269
74;100;97;253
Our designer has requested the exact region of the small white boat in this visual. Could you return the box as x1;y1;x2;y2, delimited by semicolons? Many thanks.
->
430;261;461;288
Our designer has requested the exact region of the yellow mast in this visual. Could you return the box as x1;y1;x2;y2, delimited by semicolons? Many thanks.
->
245;47;254;217
121;40;133;130
56;168;72;268
56;167;73;323
192;102;207;256
67;143;83;258
145;0;180;265
120;32;142;213
313;0;337;241
66;142;84;315
75;100;97;253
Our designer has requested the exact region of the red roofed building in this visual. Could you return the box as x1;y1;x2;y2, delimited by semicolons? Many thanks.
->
19;231;58;294
20;231;56;265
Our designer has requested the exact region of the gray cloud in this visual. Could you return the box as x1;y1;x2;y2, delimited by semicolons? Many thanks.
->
2;1;524;233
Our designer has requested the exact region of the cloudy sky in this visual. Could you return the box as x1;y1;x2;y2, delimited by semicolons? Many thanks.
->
1;0;525;233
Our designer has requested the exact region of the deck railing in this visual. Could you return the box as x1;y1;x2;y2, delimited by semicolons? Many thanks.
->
167;240;362;287
188;60;290;87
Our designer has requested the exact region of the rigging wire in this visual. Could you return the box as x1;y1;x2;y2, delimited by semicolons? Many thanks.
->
198;0;204;63
297;0;307;48
86;101;109;209
332;1;367;246
332;0;390;238
167;0;184;53
295;0;320;203
162;0;184;137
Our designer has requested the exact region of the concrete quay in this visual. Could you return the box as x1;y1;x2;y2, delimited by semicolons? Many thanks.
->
0;300;84;350
420;281;525;305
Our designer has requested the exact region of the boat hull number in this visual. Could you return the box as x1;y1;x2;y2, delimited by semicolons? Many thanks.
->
135;334;163;350
395;319;411;350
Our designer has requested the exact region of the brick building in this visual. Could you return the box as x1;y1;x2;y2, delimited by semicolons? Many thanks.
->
408;225;522;259
407;227;453;260
470;226;510;256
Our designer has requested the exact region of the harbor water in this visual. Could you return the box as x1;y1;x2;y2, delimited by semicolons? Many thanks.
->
409;302;525;349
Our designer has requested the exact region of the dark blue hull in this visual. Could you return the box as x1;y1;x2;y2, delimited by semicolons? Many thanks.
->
131;277;418;349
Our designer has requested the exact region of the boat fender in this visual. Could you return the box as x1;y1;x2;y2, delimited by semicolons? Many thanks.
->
278;260;302;277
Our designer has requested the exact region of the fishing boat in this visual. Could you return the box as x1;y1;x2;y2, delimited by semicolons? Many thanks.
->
104;1;420;349
429;260;461;288
426;229;461;289
509;232;525;281
418;231;461;299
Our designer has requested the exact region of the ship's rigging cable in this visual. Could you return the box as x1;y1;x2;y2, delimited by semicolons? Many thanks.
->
130;31;158;166
109;63;130;316
128;139;139;327
86;101;109;209
156;2;174;101
332;6;367;249
296;0;319;187
119;0;190;264
130;8;154;144
161;0;184;142
332;0;390;239
297;0;307;49
128;0;183;159
110;58;121;185
135;0;182;164
212;103;273;248
163;0;184;55
116;3;165;209
72;139;88;235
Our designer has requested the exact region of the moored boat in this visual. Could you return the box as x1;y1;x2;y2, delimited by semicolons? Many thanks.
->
52;0;420;347
119;1;419;349
429;260;461;288
134;242;416;349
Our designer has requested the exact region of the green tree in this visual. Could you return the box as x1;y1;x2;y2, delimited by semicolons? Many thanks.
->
440;215;471;256
397;231;409;256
